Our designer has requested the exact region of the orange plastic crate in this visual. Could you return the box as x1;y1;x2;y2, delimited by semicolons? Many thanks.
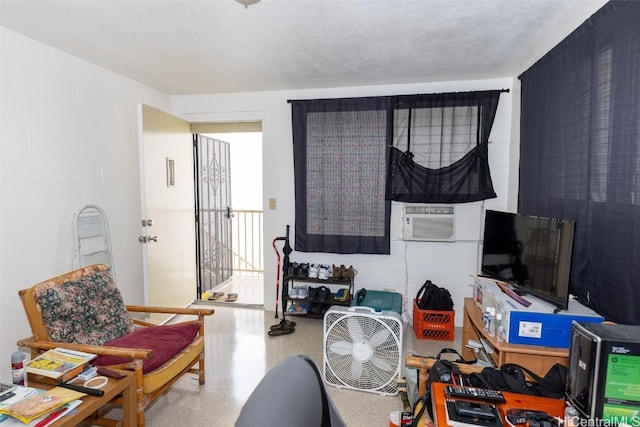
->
412;299;455;341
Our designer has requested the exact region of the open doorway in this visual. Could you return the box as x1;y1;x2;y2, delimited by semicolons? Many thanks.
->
204;131;264;307
139;109;264;314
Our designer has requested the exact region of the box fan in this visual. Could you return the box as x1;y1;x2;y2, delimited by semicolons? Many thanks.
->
323;306;403;396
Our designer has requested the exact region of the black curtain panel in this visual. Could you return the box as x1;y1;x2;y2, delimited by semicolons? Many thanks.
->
387;91;503;203
519;1;640;324
290;97;392;254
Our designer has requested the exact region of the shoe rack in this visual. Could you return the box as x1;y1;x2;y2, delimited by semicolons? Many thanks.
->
283;264;355;319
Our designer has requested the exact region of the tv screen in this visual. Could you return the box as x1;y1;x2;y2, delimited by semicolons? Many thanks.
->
481;210;575;310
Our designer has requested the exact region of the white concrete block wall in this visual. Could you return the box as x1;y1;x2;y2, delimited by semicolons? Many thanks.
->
1;28;517;376
173;78;515;327
0;28;171;379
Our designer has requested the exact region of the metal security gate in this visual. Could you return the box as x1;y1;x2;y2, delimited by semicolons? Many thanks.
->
194;134;233;296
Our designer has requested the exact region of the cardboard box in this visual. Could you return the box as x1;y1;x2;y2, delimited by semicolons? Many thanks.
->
473;277;604;348
473;277;498;312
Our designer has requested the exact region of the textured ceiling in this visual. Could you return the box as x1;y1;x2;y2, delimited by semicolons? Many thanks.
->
0;0;608;95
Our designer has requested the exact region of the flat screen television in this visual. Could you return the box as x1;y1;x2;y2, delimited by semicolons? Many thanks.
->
480;210;576;311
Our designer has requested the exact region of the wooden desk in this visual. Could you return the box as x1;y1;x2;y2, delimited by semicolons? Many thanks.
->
28;370;136;427
461;298;569;377
430;382;565;427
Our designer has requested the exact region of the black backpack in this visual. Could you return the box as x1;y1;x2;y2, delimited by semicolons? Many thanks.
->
469;365;538;396
408;349;478;426
416;280;454;311
469;363;568;399
413;359;461;422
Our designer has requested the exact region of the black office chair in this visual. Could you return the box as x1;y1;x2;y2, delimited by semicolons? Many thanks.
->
235;355;347;427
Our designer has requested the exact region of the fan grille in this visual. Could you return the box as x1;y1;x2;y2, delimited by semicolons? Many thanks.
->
323;307;402;395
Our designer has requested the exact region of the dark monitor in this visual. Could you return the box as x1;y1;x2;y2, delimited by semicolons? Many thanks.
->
481;210;575;310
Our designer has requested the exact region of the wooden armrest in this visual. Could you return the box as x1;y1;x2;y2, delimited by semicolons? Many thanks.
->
405;355;486;375
18;337;155;360
131;318;206;329
126;305;214;317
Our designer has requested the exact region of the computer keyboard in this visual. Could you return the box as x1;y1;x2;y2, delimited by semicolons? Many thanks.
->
0;382;16;397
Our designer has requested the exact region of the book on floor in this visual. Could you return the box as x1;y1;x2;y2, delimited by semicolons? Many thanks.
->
26;348;96;382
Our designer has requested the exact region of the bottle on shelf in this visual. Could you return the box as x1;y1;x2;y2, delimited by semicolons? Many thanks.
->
488;307;496;337
11;350;27;386
483;307;491;331
496;313;504;342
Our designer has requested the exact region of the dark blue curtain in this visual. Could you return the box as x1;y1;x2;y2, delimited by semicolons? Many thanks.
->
518;1;640;324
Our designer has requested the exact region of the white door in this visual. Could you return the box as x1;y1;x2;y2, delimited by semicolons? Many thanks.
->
139;104;195;311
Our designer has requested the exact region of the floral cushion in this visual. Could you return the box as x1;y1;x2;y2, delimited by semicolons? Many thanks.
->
35;268;135;345
93;323;201;373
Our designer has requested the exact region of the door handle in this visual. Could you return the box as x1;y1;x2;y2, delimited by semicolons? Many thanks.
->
138;235;158;243
226;207;234;219
142;219;154;227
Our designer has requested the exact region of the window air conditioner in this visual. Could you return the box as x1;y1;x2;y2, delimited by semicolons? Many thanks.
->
402;204;455;242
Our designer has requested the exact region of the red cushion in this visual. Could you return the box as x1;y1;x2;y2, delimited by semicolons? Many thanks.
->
93;323;200;373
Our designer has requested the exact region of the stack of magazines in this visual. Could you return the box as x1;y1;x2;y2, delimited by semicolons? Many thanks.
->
0;348;96;426
0;385;84;426
25;348;96;383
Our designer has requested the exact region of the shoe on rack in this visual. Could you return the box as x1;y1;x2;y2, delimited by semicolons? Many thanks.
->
341;265;356;279
288;302;309;314
297;286;309;299
289;286;300;299
308;264;320;279
335;288;350;301
286;262;299;278
309;303;323;316
318;286;331;301
318;264;331;280
332;264;343;279
298;263;309;278
308;286;319;301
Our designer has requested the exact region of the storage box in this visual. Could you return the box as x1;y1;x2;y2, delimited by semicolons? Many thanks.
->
353;289;402;315
473;277;604;348
412;299;454;341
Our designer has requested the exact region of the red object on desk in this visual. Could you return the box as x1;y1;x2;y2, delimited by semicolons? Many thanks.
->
430;382;565;426
34;407;68;427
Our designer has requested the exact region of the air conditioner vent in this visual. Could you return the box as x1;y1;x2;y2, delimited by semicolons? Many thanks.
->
402;204;455;242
